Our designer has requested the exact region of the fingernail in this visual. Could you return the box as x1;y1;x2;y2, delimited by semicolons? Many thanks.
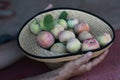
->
87;52;92;57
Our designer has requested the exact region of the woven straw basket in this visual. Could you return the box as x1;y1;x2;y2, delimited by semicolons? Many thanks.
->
18;8;115;69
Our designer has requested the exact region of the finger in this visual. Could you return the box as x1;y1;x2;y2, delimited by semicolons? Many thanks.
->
73;50;109;76
44;4;53;10
74;52;93;67
63;52;93;71
71;64;89;77
61;52;93;78
78;64;88;73
83;50;109;71
89;49;108;66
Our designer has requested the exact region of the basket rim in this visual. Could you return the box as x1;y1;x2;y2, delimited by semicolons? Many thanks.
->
18;7;115;59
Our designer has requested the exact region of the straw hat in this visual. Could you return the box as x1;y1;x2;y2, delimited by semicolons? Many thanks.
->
18;8;115;64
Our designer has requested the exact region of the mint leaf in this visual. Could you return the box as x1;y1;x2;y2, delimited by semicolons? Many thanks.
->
43;14;54;31
59;11;68;20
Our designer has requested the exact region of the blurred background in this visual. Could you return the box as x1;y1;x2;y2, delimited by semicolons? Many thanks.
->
0;0;120;39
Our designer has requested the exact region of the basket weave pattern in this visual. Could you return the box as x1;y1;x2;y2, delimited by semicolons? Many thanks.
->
19;9;114;63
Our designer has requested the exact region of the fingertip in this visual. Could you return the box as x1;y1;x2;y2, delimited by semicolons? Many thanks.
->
49;4;53;7
78;52;93;65
104;49;109;55
45;4;53;10
86;52;93;57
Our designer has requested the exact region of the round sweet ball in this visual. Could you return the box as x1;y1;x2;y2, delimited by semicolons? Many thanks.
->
66;38;81;53
96;33;112;46
74;22;89;34
36;31;55;49
30;21;41;35
67;19;79;28
58;30;75;43
81;38;100;51
50;43;67;53
51;24;64;39
78;31;93;41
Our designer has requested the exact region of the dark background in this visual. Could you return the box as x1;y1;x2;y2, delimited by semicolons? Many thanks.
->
0;0;120;37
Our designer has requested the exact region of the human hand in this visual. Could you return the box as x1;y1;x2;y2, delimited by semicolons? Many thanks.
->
60;50;109;79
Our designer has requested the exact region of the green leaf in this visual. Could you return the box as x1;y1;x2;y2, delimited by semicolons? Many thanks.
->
39;20;46;30
43;14;54;31
59;11;68;20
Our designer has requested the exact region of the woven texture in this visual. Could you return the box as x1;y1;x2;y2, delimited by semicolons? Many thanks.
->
19;9;114;63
